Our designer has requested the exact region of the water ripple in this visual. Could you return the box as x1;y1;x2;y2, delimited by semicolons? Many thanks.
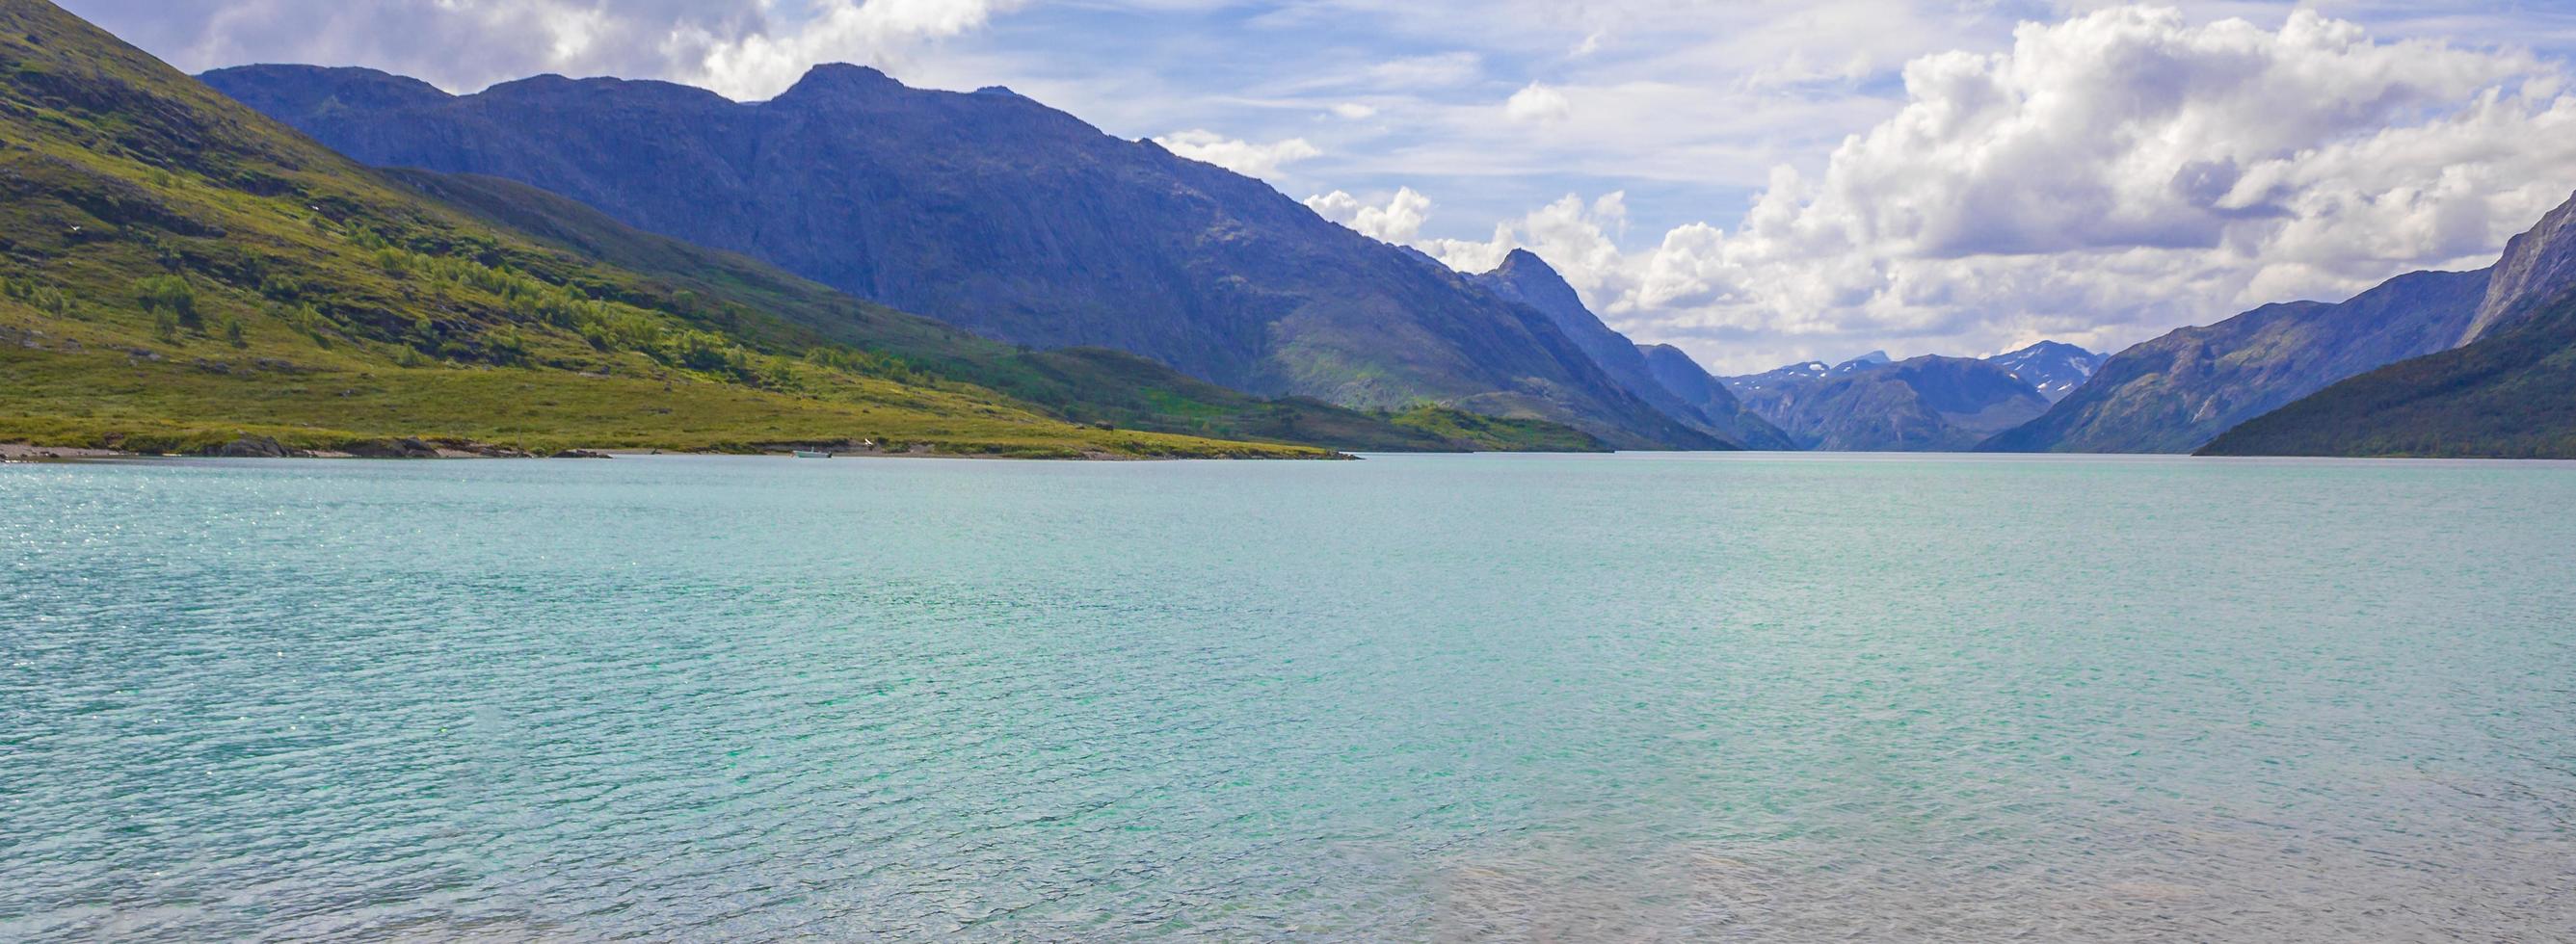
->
3;454;2572;940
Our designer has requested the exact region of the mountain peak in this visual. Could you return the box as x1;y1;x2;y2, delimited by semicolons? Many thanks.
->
773;63;905;103
1981;341;2107;403
1998;339;2094;359
198;64;452;113
1489;249;1571;290
1482;249;1583;314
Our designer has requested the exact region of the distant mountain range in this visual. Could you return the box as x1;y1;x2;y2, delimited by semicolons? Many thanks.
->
1723;353;2054;451
1715;345;2107;451
1725;350;1894;394
201;63;1719;449
1986;191;2576;457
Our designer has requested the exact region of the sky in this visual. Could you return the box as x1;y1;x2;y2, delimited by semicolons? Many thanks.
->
67;0;2576;373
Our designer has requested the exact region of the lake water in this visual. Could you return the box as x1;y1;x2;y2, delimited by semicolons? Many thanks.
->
4;453;2573;941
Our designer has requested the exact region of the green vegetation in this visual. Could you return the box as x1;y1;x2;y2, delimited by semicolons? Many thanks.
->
0;2;1322;459
2200;289;2576;459
1378;403;1608;453
385;170;1594;453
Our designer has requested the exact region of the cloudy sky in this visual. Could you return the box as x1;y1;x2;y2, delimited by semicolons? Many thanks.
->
70;0;2576;372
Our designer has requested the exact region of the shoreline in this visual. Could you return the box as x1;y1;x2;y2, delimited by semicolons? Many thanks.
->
2;439;1353;463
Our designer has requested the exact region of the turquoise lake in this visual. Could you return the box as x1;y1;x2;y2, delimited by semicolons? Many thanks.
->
4;453;2572;940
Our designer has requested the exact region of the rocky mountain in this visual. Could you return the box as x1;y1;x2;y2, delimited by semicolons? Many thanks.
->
385;169;1582;453
2458;194;2576;344
1983;341;2105;402
200;64;1716;449
1633;344;1800;450
1988;192;2576;455
2200;284;2576;459
1726;355;2051;451
0;0;1327;459
1471;249;1790;449
1982;270;2495;453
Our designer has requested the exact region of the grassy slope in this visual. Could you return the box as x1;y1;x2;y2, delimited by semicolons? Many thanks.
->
385;170;1600;453
1376;404;1607;452
2199;291;2576;459
0;1;1323;459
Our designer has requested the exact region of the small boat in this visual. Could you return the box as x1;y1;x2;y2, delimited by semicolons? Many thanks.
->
793;450;832;459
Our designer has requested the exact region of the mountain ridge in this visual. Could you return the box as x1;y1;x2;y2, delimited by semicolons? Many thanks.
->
1725;354;2050;451
2203;284;2576;458
200;62;1720;449
1980;269;2495;453
380;169;1594;452
2460;191;2576;345
0;0;1336;459
1471;249;1788;449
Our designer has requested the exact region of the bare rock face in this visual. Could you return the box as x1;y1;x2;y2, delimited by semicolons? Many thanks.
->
204;435;308;459
2460;191;2576;345
343;436;439;459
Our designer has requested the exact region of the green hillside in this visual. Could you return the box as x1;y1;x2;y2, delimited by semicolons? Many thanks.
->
2199;289;2576;459
0;0;1328;459
384;170;1588;452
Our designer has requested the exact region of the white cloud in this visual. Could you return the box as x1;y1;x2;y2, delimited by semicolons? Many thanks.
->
681;0;1024;100
1358;51;1485;90
83;0;2576;373
1306;187;1434;243
71;0;1020;99
1323;6;2576;373
1153;129;1324;179
1504;82;1573;122
1412;193;1631;284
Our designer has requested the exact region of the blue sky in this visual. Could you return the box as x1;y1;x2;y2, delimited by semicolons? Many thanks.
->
71;1;2576;372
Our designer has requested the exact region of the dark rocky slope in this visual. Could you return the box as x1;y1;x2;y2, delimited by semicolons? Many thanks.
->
1634;344;1800;450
